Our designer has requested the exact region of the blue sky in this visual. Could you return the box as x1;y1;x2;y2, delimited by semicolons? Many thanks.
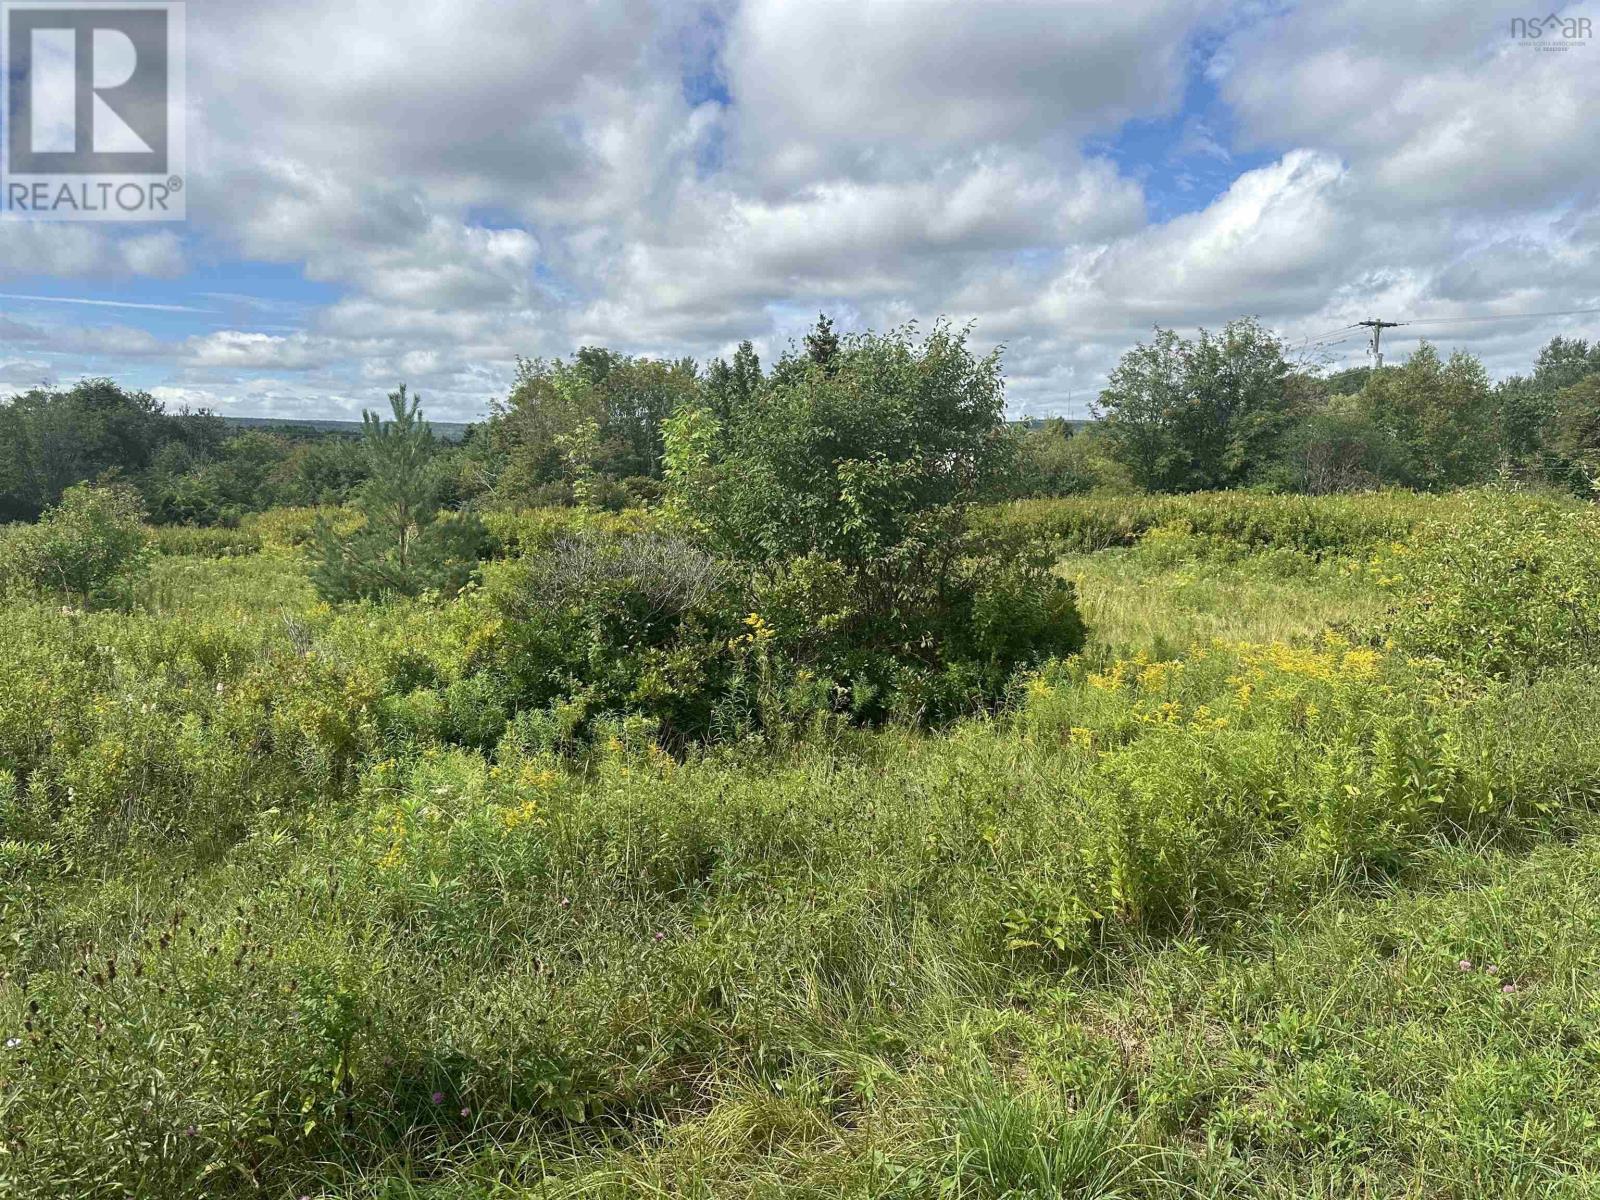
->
2;0;1597;421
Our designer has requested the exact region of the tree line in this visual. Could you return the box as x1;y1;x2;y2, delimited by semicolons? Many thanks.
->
3;315;1598;529
1081;318;1600;497
0;382;377;524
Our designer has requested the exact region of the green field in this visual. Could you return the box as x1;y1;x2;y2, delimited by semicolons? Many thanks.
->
4;491;1600;1198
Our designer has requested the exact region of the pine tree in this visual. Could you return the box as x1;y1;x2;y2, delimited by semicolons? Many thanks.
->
310;385;485;601
704;340;763;422
804;314;840;370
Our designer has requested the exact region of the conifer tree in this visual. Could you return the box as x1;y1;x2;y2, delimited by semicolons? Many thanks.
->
311;385;485;601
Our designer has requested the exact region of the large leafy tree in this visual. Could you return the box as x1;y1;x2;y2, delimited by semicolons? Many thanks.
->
0;379;224;520
1095;318;1294;492
1494;336;1600;489
476;350;699;504
1533;335;1600;393
1354;342;1495;490
1551;375;1600;491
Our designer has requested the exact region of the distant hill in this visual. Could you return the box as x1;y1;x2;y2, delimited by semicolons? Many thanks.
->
1009;417;1095;433
220;415;473;443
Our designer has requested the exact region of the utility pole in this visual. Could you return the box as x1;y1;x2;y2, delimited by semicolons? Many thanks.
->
1357;318;1404;369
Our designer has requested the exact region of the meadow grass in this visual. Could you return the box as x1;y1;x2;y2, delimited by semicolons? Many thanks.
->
1060;548;1388;658
4;491;1600;1198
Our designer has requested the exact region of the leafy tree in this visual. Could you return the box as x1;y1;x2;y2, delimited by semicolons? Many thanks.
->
476;350;699;504
276;436;370;507
1494;336;1600;488
666;320;1083;722
1550;375;1600;491
1293;398;1402;494
0;380;223;519
554;418;603;510
1493;373;1556;470
1354;342;1495;489
310;386;485;601
1096;318;1294;492
1009;419;1102;497
146;431;294;525
672;319;1012;569
1533;335;1600;393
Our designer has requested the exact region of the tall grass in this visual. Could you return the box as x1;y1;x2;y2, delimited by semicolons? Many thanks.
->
3;489;1599;1197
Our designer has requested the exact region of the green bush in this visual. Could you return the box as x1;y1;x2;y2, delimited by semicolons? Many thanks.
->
479;532;750;748
977;490;1439;557
0;484;149;604
662;320;1087;725
1387;491;1600;679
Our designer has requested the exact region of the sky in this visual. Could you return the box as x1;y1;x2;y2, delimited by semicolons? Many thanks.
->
1;0;1597;422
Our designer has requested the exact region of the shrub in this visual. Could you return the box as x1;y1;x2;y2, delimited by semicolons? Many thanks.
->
0;484;149;604
667;319;1012;566
481;532;751;748
662;320;1087;724
976;490;1439;558
1387;491;1600;679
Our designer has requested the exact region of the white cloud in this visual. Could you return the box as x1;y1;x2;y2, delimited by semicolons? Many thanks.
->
8;0;1600;421
0;223;188;281
1218;0;1600;213
725;0;1214;185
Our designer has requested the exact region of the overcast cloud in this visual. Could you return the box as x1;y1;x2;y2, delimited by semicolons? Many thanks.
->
1;0;1597;419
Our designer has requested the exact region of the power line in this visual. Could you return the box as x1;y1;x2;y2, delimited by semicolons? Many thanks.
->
1294;304;1600;371
1398;305;1600;326
1301;331;1362;352
1290;305;1600;359
1292;322;1363;346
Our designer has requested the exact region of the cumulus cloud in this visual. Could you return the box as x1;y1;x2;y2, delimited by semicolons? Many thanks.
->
0;223;187;281
4;0;1599;419
725;0;1214;185
1218;0;1600;213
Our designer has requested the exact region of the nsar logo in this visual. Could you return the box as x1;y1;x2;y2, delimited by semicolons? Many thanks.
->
1510;11;1592;50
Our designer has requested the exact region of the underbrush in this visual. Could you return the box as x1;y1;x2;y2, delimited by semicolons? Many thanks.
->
978;489;1454;557
5;620;1600;1195
1385;491;1600;679
4;489;1600;1196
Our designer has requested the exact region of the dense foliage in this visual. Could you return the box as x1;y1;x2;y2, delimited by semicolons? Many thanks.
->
1091;325;1600;497
663;320;1085;724
9;321;1600;525
467;348;698;508
2;489;1600;1197
1095;318;1299;492
5;312;1600;1197
0;379;224;521
1387;491;1600;679
0;483;149;605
